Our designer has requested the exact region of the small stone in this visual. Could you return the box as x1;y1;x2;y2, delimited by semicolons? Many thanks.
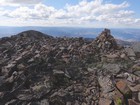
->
74;100;80;105
128;99;140;105
120;53;127;59
66;102;72;105
81;102;86;105
33;86;50;98
5;63;16;69
17;94;33;101
17;63;25;70
40;99;49;105
99;98;112;105
53;69;64;75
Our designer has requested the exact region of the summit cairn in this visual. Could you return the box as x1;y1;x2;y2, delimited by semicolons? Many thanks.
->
95;28;118;52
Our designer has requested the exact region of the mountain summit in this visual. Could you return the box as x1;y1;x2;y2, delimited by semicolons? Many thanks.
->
0;29;139;105
17;30;53;39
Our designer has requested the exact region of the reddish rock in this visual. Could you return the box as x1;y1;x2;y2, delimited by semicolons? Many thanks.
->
116;80;132;96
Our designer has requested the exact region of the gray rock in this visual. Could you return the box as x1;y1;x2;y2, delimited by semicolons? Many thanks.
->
53;69;64;75
31;84;51;99
125;47;136;60
40;99;49;105
16;90;33;101
127;74;139;83
138;92;140;102
66;102;72;105
98;75;115;94
74;100;80;105
132;43;140;52
17;94;33;101
133;71;140;76
99;98;112;105
103;63;120;74
0;76;5;85
5;99;17;105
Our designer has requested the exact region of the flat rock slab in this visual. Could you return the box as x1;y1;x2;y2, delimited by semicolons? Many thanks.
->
103;63;120;74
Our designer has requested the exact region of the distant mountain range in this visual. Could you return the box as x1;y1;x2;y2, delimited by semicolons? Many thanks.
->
0;27;140;41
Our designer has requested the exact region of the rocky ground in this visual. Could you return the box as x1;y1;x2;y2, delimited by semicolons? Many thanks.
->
0;29;139;105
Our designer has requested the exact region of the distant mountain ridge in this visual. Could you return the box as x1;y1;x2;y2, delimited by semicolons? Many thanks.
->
0;27;140;41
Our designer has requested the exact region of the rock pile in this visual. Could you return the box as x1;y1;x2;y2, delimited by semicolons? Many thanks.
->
0;29;139;105
95;28;118;53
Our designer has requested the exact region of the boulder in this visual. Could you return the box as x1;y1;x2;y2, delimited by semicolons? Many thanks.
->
98;75;115;99
132;63;140;76
125;47;136;60
116;80;132;98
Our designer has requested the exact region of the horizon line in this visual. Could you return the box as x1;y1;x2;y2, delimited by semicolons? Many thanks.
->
0;26;140;29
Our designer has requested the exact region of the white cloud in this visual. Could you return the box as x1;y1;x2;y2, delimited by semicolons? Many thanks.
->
0;0;42;6
6;3;57;19
0;8;10;16
0;0;140;27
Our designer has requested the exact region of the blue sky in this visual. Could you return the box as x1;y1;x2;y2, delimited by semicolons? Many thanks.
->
42;0;80;9
0;0;139;28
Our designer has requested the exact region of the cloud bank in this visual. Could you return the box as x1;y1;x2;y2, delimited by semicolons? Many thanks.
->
0;0;140;27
